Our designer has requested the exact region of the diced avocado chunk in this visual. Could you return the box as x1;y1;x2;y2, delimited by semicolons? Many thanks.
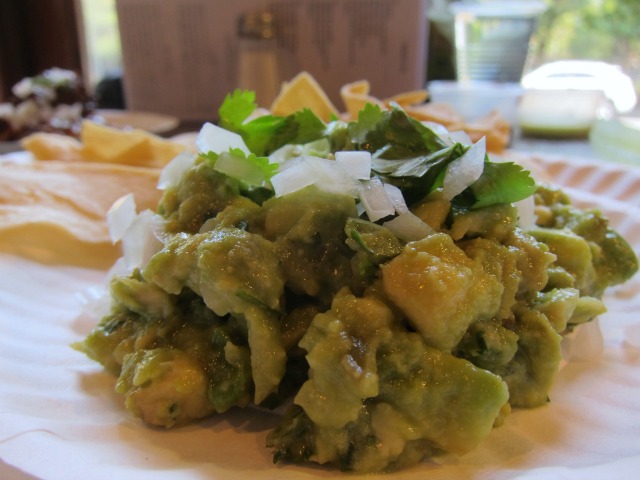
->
454;320;519;370
529;226;596;294
411;190;451;232
294;291;394;429
533;288;581;333
533;184;638;296
261;186;358;302
143;228;287;404
461;237;522;320
532;288;606;331
382;233;502;351
376;334;509;456
159;156;240;234
449;203;518;241
592;230;638;293
344;218;404;283
116;348;213;428
494;305;562;408
269;309;509;472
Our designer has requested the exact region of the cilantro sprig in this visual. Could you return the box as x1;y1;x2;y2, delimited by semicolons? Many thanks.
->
345;103;536;208
218;90;327;156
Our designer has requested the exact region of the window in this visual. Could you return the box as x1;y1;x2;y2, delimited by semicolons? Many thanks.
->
75;0;122;89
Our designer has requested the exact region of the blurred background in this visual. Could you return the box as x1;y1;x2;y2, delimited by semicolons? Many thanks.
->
1;0;639;159
2;0;638;97
2;0;639;98
426;0;640;85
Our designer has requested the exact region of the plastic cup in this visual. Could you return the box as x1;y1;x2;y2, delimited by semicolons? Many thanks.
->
449;1;546;83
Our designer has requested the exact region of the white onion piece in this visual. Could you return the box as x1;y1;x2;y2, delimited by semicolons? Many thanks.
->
383;211;434;242
75;283;112;323
271;156;361;198
421;122;472;147
120;210;165;270
421;121;450;136
383;183;408;214
444;130;473;146
106;193;137;243
360;177;395;222
335;151;371;179
304;156;361;196
275;156;305;172
515;194;537;229
157;151;196;190
270;161;315;196
268;144;299;164
443;136;486;201
195;122;250;155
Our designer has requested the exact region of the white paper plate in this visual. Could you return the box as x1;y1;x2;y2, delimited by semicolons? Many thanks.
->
1;154;640;480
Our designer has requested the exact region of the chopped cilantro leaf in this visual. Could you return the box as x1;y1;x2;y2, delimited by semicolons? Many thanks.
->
200;148;277;187
218;91;326;156
218;90;257;128
470;161;537;208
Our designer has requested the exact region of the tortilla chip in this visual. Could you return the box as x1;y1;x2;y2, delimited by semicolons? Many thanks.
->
384;89;429;108
80;121;151;165
340;80;385;120
464;110;512;153
404;102;466;128
406;103;511;152
21;121;187;168
0;161;162;268
20;132;84;162
270;71;340;122
269;71;513;152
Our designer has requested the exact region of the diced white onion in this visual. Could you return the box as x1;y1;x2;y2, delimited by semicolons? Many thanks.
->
268;144;299;164
108;193;166;271
383;183;408;214
335;151;372;180
195;122;250;155
304;156;361;197
442;136;486;200
444;130;473;146
120;210;165;270
106;193;138;243
75;283;112;324
157;151;196;190
422;122;472;147
270;161;315;197
383;211;434;242
515;194;537;229
270;156;361;198
359;177;395;222
422;121;450;136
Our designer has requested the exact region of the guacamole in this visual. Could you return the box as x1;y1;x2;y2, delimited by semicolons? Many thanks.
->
76;92;638;473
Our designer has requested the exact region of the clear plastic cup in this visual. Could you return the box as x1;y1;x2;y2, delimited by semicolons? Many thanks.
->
449;1;546;82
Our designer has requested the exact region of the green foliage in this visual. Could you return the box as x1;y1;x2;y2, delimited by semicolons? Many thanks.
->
533;0;640;85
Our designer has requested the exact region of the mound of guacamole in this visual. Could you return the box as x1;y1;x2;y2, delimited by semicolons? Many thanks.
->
76;92;637;473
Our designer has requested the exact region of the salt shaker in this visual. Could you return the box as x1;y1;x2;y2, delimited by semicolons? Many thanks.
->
237;11;281;108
